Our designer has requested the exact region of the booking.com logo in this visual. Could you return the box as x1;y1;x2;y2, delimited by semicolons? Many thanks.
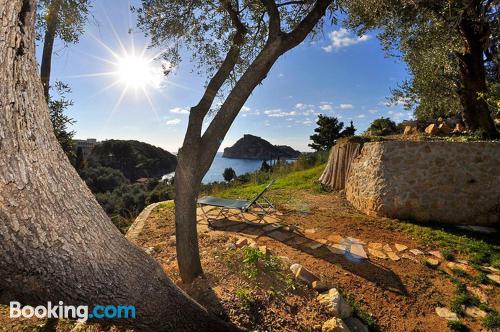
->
10;301;135;322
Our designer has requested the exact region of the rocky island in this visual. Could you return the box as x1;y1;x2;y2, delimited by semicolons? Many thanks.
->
223;134;301;160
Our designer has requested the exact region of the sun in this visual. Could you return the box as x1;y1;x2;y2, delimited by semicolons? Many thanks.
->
114;53;161;89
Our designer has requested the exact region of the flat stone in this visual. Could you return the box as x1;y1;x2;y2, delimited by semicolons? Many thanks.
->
464;306;487;319
295;266;320;284
344;317;369;332
426;258;440;267
312;280;330;292
349;244;368;260
435;307;458;321
394;243;408;252
387;252;400;261
347;236;366;245
429;251;443;260
305;228;317;234
236;238;248;248
466;286;488;303
480;266;500;274
368;248;387;259
383;244;393;253
318;239;329;244
328;244;347;255
327;234;345;244
402;253;419;262
268;230;294;242
322;317;350;332
259;245;268;255
306;241;324;250
290;263;302;275
487;274;500;285
317;288;353;319
410;249;424;256
368;242;383;250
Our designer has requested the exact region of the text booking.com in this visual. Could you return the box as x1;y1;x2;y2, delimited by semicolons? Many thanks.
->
10;301;135;322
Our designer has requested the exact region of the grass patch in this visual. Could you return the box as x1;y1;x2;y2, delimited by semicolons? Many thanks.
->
441;249;455;261
482;311;500;329
345;297;380;332
396;221;499;268
235;287;254;308
450;268;470;279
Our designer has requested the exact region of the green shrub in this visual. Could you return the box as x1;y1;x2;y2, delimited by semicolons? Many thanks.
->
447;320;468;332
482;311;500;329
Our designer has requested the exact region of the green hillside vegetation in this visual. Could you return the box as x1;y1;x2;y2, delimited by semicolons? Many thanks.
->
87;139;177;181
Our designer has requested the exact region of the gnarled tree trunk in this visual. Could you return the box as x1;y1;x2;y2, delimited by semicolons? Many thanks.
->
0;1;237;331
458;15;497;137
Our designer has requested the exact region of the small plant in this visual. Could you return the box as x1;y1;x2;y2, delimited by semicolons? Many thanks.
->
347;298;380;332
235;287;253;308
242;246;266;279
441;249;455;261
451;268;469;279
447;320;468;332
473;272;489;285
482;311;500;329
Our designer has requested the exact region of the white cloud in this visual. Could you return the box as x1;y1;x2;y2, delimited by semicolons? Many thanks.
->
165;118;181;125
339;103;354;110
319;104;333;111
241;106;251;112
357;114;366;118
264;109;297;117
170;107;189;114
295;103;315;110
323;28;370;52
387;110;413;121
368;109;379;114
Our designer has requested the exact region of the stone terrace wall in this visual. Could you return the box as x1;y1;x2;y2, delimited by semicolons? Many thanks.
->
345;141;500;225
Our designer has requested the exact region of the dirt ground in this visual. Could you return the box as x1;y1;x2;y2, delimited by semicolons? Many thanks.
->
1;190;498;331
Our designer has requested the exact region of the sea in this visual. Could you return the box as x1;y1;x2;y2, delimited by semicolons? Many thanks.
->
162;152;289;184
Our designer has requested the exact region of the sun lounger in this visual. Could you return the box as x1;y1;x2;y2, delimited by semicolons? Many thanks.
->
198;180;275;225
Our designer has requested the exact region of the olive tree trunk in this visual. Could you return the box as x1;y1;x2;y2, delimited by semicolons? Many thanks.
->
174;0;332;283
0;1;237;331
458;15;497;137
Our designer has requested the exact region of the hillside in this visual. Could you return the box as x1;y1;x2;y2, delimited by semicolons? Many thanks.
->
223;134;301;160
87;139;177;181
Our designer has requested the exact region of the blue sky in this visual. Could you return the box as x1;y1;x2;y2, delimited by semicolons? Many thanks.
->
37;0;412;153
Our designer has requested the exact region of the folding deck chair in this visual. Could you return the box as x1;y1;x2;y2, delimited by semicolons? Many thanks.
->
197;180;275;225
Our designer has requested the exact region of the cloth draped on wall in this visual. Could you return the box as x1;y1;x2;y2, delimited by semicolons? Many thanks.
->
319;138;364;190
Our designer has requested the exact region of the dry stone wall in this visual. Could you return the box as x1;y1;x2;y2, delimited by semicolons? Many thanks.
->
345;141;500;225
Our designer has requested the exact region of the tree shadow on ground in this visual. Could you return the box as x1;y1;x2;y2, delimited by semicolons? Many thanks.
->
208;219;408;295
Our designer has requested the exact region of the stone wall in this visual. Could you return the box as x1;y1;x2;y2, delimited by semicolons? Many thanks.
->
345;141;500;225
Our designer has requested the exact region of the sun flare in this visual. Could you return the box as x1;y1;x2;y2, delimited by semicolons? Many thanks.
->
114;54;161;89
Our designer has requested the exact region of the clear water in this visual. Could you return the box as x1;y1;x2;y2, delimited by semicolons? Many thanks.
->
161;152;283;184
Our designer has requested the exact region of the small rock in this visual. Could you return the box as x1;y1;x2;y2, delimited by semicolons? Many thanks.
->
426;258;440;267
278;255;292;268
403;125;418;136
429;251;443;260
368;248;387;259
480;266;499;274
318;239;329;244
438;123;452;135
425;123;439;135
312;280;330;292
464;306;487;319
249;241;258;249
317;288;353;319
368;242;383;250
382;244;393;253
387;252;400;261
236;238;248;248
344;317;369;332
349;244;367;260
452;122;466;133
306;242;324;250
435;307;458;321
322;317;350;332
487;273;500;285
466;286;488;303
290;263;302;275
145;247;155;255
305;228;317;234
328;244;347;255
410;249;424;256
394;243;408;252
401;253;419;262
327;234;345;243
295;266;320;284
259;245;268;255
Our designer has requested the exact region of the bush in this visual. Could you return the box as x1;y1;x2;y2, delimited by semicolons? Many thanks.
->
223;167;236;182
366;117;398;136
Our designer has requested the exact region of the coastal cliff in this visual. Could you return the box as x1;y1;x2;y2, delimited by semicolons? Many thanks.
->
223;134;301;160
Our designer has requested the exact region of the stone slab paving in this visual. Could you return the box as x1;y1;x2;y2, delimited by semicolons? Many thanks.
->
368;248;387;259
349;244;368;260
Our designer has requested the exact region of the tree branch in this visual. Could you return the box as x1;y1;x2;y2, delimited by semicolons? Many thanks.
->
260;0;281;39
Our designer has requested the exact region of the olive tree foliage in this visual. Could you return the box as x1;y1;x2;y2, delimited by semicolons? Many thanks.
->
135;0;336;282
341;0;498;135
